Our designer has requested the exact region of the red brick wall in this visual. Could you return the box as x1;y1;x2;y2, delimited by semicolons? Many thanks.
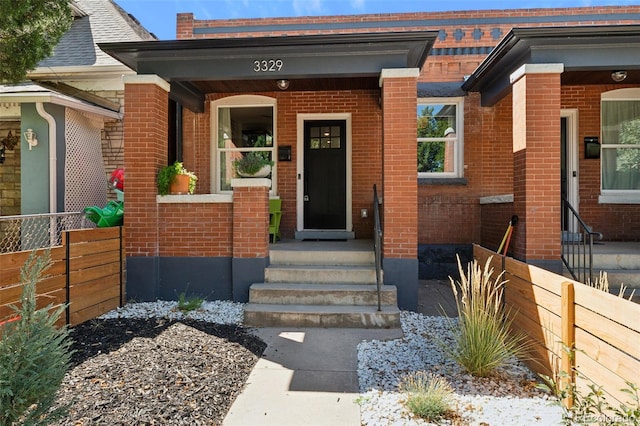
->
481;202;515;253
159;203;232;257
382;76;418;258
205;90;382;239
178;7;640;42
562;84;640;240
233;186;269;258
512;72;561;261
124;81;168;256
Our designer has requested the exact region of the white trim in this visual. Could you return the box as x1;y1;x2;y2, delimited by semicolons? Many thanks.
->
561;109;579;212
509;63;564;84
379;68;420;86
210;95;277;194
231;178;271;188
0;92;120;120
157;194;233;203
598;193;640;204
123;74;170;92
296;113;353;233
601;88;640;100
29;64;134;79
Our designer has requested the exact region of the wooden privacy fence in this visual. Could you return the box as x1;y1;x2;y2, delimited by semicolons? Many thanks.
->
474;244;640;408
0;227;125;327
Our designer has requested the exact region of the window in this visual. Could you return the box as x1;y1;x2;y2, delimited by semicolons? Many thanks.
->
600;89;640;203
212;96;276;193
417;98;464;178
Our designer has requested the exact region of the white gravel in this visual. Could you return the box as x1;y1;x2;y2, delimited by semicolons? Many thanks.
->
98;301;563;425
358;311;563;425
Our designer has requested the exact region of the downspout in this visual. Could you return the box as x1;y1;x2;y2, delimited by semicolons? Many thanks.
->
35;102;57;214
35;102;57;248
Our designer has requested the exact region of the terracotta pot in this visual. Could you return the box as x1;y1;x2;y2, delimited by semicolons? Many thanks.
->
169;174;191;194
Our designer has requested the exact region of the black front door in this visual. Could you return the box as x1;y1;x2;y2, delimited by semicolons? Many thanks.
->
303;120;346;229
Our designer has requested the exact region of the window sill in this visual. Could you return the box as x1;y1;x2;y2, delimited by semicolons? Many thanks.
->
419;177;467;186
598;194;640;204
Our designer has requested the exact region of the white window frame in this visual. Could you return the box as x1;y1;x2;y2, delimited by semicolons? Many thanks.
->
210;95;277;194
599;88;640;204
417;97;464;178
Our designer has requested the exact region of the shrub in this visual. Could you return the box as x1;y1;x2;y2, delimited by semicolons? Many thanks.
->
445;255;528;377
177;292;204;313
399;371;454;422
0;250;72;424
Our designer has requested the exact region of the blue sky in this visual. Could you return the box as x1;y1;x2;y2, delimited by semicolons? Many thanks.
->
115;0;640;40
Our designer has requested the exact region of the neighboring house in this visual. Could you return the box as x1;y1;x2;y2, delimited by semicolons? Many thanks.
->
100;6;640;309
0;0;155;221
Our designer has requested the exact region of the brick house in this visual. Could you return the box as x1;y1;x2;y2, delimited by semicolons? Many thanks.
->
100;6;640;312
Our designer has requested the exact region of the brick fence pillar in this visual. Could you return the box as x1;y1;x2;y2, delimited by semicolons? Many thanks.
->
123;75;170;301
380;68;420;310
511;64;563;272
231;178;269;302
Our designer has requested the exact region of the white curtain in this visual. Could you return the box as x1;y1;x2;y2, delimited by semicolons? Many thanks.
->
601;100;640;190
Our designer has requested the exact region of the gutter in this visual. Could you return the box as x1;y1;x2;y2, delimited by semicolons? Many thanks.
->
35;102;57;216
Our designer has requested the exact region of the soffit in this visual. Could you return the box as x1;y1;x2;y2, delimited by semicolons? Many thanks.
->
99;31;437;112
462;25;640;106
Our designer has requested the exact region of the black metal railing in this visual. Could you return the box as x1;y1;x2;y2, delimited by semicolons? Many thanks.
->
373;184;383;311
561;198;603;284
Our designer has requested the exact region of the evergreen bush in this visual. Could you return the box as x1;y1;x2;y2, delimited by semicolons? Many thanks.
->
0;250;72;424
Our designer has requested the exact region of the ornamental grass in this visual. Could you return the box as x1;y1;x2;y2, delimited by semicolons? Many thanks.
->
446;255;529;377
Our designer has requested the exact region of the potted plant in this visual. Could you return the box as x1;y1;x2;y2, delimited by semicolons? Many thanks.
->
233;152;274;178
157;161;198;195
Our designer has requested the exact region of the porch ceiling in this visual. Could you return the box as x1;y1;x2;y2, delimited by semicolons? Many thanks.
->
462;25;640;106
99;31;437;112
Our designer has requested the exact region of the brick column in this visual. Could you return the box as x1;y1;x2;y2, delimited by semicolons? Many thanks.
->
380;68;419;310
123;75;170;301
510;64;563;271
231;178;269;302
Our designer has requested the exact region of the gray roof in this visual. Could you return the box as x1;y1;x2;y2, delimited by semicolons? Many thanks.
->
37;0;156;69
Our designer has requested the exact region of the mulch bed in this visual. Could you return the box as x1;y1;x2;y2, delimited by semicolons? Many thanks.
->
51;317;266;425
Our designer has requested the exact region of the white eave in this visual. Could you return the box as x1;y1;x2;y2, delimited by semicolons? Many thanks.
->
0;90;121;120
28;64;135;80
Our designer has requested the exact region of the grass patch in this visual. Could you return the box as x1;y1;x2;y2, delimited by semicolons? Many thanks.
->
177;293;204;313
400;371;454;422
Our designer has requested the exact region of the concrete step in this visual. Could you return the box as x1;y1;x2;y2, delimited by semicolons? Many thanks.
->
249;283;397;306
592;253;640;270
243;303;401;328
265;265;378;284
269;248;374;266
605;270;640;288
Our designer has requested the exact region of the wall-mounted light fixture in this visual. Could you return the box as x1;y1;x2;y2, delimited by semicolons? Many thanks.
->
276;79;290;90
23;128;38;150
0;146;5;164
611;71;627;83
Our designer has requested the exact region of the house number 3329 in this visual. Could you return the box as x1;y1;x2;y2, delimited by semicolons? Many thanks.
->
253;59;283;72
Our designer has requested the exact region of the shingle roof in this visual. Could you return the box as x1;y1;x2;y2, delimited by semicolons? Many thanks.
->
37;0;156;69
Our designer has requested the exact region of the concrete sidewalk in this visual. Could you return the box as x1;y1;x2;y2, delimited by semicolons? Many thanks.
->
222;327;402;426
223;280;456;426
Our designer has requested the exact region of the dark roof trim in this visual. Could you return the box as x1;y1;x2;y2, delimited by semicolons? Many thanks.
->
417;82;466;98
462;25;640;106
100;31;437;112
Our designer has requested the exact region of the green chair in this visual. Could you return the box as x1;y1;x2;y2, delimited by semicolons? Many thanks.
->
269;199;282;243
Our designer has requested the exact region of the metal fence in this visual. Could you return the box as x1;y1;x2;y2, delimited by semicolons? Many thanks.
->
0;212;93;253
